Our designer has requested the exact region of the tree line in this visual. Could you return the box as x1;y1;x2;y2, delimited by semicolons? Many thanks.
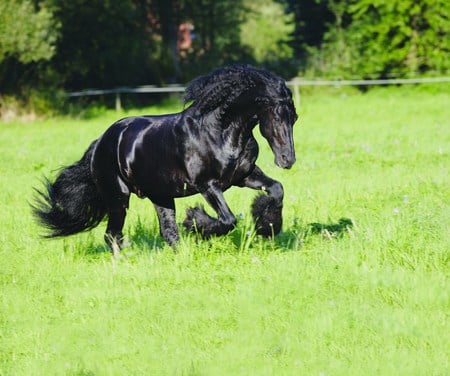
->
1;0;449;96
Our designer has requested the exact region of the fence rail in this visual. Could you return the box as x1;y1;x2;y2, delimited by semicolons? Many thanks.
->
67;77;450;111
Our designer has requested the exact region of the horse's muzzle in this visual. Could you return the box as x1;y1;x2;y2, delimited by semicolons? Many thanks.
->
275;152;296;169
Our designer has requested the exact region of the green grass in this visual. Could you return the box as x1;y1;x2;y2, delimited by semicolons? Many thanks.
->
1;87;449;375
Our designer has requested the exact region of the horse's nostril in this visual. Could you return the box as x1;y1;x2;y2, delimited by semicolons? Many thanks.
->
277;153;295;169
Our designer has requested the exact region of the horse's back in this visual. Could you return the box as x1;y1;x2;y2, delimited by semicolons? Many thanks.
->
92;114;189;203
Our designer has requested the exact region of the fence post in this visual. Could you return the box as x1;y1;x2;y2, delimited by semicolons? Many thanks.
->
115;92;122;112
291;79;300;109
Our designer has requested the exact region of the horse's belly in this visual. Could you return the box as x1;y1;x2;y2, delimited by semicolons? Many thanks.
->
137;174;197;199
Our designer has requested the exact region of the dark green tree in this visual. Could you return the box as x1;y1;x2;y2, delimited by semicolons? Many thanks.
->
303;0;450;78
44;0;157;89
285;0;335;60
45;0;251;88
344;0;450;77
168;0;250;80
0;0;59;92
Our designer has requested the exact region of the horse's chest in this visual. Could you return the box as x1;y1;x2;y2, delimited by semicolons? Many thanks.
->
184;134;257;189
210;147;253;184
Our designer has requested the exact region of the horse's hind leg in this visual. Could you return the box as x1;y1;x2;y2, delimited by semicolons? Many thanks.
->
91;131;131;253
237;165;284;237
92;166;130;253
105;206;128;255
154;199;179;247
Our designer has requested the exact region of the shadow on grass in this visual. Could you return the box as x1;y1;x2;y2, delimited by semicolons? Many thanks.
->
227;216;355;252
76;217;355;256
271;217;355;251
130;217;166;250
307;217;354;237
74;217;165;257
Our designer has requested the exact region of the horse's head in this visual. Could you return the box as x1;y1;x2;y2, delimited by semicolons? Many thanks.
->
258;96;298;169
183;64;298;169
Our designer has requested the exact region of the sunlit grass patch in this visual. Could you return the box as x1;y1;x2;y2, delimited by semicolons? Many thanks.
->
1;87;449;375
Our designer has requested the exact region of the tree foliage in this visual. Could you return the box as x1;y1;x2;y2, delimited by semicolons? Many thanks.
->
0;0;59;92
164;0;250;80
241;0;294;67
294;0;450;78
345;0;450;77
286;0;335;58
0;0;58;64
42;0;157;89
0;0;449;99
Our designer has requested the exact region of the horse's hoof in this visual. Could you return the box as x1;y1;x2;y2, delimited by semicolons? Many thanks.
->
105;233;128;254
251;194;282;237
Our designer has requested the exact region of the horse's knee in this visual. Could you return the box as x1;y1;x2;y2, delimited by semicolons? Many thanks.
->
267;181;284;201
220;215;237;231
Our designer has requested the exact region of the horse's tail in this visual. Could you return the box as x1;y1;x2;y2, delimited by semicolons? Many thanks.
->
32;140;107;238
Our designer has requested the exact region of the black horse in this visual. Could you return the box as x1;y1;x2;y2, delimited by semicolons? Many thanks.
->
33;64;297;252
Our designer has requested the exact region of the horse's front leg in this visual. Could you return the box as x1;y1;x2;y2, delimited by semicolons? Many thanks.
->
183;183;236;238
154;199;179;247
238;165;284;237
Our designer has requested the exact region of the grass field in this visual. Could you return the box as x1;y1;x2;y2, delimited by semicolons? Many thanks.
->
1;87;449;375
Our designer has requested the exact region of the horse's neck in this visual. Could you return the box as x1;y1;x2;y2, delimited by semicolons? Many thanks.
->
187;108;255;153
186;102;258;140
219;111;258;151
221;102;259;133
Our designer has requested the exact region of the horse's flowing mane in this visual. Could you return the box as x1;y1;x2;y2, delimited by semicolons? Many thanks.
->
183;64;290;114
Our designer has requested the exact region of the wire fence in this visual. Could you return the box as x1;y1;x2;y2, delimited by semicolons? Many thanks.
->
67;77;450;111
